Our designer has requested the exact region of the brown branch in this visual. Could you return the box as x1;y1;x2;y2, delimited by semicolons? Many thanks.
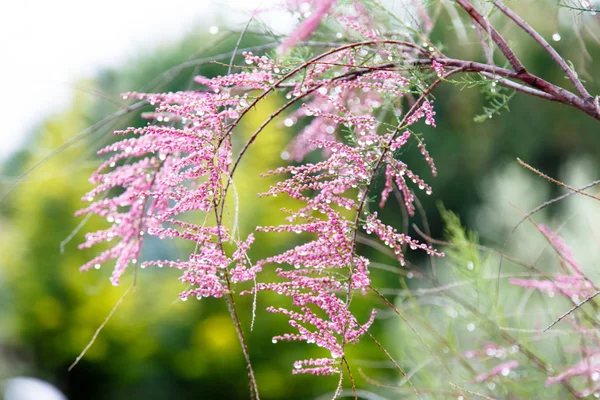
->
455;0;526;73
414;58;600;119
493;0;592;100
478;72;555;101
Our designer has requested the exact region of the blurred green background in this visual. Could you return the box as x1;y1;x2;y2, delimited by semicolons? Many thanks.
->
1;4;599;399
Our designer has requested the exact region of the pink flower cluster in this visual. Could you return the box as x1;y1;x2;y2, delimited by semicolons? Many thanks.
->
77;61;269;292
546;350;600;397
253;139;378;373
364;212;443;266
509;225;593;301
77;0;448;381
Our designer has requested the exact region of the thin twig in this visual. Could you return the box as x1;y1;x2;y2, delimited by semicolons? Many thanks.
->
517;158;600;202
366;332;421;399
449;382;497;400
69;284;134;371
544;291;600;332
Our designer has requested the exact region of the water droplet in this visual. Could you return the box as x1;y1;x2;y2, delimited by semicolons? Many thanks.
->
467;323;475;332
94;263;101;270
209;26;219;35
336;32;343;39
552;33;561;42
281;151;290;160
284;118;294;127
272;339;278;344
467;261;474;270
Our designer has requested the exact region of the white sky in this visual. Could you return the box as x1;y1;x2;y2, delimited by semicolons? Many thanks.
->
0;0;288;160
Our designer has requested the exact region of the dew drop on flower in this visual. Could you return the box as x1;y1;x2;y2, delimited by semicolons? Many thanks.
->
94;263;101;270
272;339;278;344
284;118;295;127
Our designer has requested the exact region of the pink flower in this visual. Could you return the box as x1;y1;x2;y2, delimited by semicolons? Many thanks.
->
474;360;519;383
278;0;337;54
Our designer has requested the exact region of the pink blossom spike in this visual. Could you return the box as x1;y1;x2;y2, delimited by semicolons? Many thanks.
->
278;0;337;54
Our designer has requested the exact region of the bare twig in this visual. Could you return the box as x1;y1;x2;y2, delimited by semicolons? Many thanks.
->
517;158;600;202
69;284;134;371
544;291;600;332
